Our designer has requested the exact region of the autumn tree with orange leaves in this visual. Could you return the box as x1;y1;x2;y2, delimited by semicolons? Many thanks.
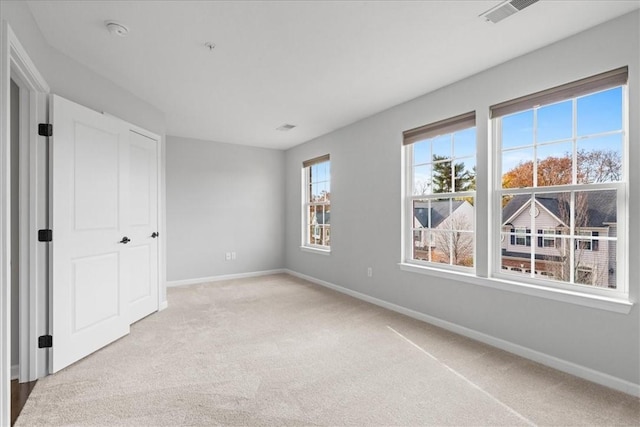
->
502;149;621;189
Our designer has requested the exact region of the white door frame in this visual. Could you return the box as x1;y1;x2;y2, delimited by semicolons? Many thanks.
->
1;21;49;426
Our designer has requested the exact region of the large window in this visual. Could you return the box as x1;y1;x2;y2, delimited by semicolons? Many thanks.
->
494;67;627;292
302;155;331;250
403;112;476;269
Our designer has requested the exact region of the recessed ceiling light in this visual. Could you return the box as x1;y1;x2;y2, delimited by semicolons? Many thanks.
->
105;20;129;37
276;124;296;131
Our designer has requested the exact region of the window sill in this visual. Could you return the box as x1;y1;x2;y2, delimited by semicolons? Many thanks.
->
300;246;331;256
398;262;633;314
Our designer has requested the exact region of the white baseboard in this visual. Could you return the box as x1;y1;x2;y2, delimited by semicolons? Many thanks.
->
166;269;286;288
11;364;18;380
285;269;640;397
159;300;168;311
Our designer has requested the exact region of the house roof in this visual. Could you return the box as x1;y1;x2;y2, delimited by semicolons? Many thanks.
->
502;191;616;228
414;200;465;228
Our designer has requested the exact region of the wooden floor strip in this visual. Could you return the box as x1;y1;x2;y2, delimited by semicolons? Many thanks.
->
11;379;37;426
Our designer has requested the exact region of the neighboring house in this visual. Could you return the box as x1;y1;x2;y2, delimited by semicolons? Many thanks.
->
413;200;474;265
501;191;616;288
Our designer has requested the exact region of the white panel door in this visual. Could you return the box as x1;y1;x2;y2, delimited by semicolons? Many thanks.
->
50;95;130;373
126;130;158;323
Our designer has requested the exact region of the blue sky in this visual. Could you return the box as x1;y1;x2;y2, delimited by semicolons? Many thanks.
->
501;87;623;174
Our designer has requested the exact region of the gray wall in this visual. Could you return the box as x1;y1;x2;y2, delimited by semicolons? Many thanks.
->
284;11;640;386
166;136;285;282
10;80;19;373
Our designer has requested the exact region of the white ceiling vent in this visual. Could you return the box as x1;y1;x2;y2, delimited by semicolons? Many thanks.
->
480;0;539;24
276;124;296;131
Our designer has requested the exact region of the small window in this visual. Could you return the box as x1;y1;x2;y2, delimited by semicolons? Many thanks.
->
302;155;331;250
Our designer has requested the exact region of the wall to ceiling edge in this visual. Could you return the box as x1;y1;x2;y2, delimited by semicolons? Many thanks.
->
284;10;640;389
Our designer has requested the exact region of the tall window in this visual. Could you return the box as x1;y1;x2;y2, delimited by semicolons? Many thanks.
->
303;155;331;250
494;67;627;292
403;112;476;269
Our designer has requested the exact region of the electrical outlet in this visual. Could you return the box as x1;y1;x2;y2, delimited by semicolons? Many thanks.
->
367;267;373;277
225;252;231;261
231;251;236;260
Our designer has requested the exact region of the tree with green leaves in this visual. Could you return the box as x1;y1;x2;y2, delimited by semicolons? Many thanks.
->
432;155;475;193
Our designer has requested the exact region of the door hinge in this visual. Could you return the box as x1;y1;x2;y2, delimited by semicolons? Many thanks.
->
38;229;52;242
38;123;52;137
38;335;52;348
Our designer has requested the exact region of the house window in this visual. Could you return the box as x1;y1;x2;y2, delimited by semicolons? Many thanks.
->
302;155;331;250
514;227;527;246
494;67;626;291
576;230;593;251
403;112;476;269
542;229;556;248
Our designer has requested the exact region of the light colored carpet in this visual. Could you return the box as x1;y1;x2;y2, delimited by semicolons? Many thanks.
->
16;273;640;426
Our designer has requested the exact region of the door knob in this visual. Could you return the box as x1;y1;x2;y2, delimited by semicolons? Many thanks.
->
119;236;130;244
151;232;159;238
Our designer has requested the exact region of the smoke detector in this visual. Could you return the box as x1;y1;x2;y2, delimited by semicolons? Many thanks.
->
480;0;539;24
105;21;129;37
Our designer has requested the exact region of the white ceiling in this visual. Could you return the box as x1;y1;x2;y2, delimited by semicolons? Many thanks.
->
27;1;640;150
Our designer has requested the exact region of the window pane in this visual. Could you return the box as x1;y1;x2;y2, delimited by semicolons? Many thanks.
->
537;100;572;143
577;134;623;184
432;134;451;160
454;159;476;192
413;165;432;195
535;192;571;230
430;231;451;264
413;200;431;228
534;244;570;284
574;190;616;230
536;143;573;186
452;197;474;231
452;231;474;267
502;110;533;149
413;140;431;165
502;148;534;188
413;230;431;261
577;87;622;136
574;243;613;288
432;160;453;193
322;205;330;225
453;127;476;158
313;182;326;201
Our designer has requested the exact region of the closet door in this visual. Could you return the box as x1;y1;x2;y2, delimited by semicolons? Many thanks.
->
126;130;159;324
50;95;130;373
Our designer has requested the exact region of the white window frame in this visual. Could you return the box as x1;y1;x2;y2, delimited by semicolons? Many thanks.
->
403;112;476;272
492;85;628;299
301;155;331;253
400;69;631;313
